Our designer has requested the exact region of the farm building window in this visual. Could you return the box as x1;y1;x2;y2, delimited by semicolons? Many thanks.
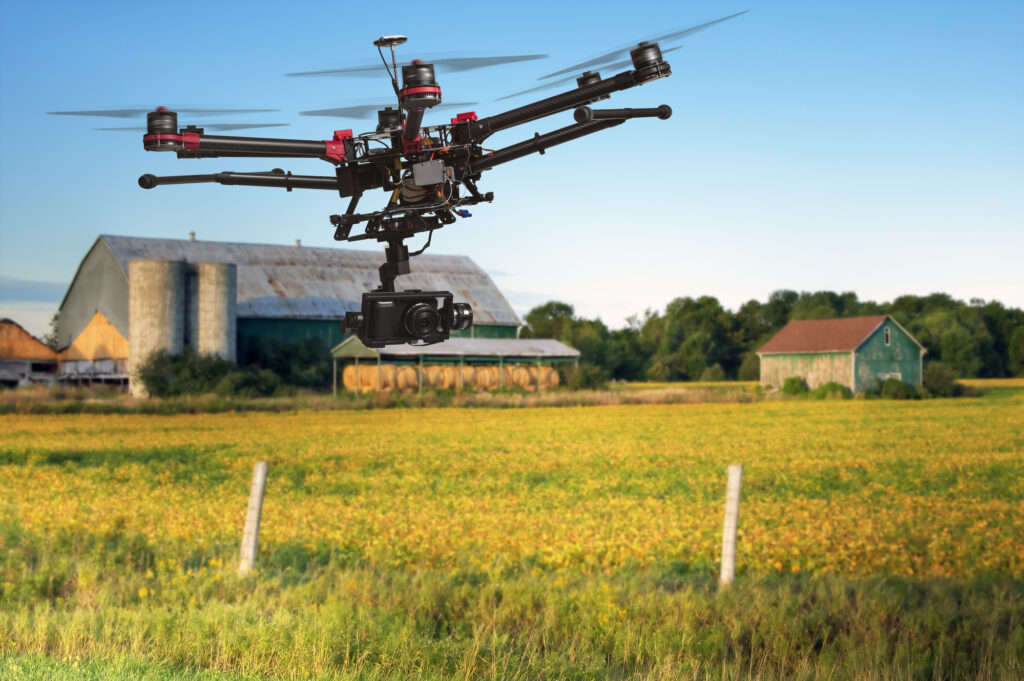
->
884;327;890;346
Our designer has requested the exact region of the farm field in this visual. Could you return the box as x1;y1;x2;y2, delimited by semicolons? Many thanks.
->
1;388;1022;679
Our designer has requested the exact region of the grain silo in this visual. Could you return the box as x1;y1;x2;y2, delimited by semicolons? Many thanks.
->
128;259;185;396
197;262;237;361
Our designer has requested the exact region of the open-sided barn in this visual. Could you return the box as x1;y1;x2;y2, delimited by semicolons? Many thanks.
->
757;315;925;393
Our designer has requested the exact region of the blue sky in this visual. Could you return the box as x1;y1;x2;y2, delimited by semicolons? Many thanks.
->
1;0;1022;336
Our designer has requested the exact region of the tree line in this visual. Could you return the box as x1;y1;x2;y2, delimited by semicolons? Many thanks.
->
519;291;1024;382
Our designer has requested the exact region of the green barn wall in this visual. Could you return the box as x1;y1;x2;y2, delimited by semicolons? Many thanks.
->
237;318;516;357
759;352;853;390
853;320;923;392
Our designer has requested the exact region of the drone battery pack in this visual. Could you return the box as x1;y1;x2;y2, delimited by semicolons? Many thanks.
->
412;160;446;186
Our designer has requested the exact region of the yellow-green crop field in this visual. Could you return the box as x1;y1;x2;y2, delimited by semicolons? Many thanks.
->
1;390;1023;679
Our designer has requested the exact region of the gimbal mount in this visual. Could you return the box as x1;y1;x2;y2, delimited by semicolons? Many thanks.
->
138;38;674;346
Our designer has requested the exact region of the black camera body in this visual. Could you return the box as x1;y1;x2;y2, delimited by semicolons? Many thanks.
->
345;290;473;347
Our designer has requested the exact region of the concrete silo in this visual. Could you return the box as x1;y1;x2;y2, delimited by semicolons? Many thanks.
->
184;264;200;351
128;259;186;396
197;262;237;361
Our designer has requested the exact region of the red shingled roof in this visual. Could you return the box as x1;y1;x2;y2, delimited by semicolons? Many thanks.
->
758;315;889;354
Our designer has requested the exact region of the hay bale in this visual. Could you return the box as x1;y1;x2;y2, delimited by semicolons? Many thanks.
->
511;366;531;390
475;365;497;390
545;366;560;388
358;365;379;392
342;365;357;392
457;366;475;390
378;364;396;391
425;366;454;387
396;366;418;391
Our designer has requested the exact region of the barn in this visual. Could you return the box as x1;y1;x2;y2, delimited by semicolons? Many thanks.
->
757;315;925;393
54;234;523;393
0;319;58;387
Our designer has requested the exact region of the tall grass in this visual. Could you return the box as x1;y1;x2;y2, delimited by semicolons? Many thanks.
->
1;519;1021;680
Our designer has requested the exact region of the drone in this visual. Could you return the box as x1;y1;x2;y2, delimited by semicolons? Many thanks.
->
126;19;738;347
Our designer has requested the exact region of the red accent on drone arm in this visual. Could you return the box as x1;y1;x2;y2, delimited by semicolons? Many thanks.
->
144;132;353;163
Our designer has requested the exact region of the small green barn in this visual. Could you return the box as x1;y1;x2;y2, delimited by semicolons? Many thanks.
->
757;315;925;393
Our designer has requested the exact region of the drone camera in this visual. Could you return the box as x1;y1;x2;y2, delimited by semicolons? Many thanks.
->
345;290;473;347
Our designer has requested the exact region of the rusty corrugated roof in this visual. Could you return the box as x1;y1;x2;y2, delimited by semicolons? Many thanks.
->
99;235;520;326
758;315;890;354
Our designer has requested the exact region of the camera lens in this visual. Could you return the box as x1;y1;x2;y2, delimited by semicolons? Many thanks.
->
403;302;439;339
452;303;473;332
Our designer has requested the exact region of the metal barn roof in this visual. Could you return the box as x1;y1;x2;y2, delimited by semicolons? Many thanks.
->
94;235;520;326
333;336;580;361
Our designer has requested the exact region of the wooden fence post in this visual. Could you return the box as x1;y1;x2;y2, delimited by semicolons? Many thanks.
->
238;461;269;576
720;463;743;586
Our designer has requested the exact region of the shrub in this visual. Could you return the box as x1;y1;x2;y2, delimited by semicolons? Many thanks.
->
782;376;808;396
214;367;282;398
878;377;920;400
810;381;852;400
136;348;234;397
923;361;959;397
559;363;610;390
699;363;726;382
737;353;760;381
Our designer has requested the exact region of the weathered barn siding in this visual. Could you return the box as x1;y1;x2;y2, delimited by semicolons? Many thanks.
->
57;240;130;347
0;320;58;360
853;319;923;392
760;352;852;390
59;311;128;361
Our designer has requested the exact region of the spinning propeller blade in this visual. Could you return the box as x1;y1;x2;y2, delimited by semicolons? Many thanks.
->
539;10;747;80
94;123;291;132
300;102;478;119
286;54;547;78
496;46;683;101
47;107;279;118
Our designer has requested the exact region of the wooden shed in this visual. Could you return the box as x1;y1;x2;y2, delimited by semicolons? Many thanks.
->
757;315;925;393
0;318;58;387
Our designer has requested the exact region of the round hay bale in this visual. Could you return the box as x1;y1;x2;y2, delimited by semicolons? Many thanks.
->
358;365;378;392
425;365;447;388
511;366;531;390
396;365;418;391
475;365;497;390
342;365;357;392
440;366;456;390
544;366;560;388
378;364;396;391
457;365;475;389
